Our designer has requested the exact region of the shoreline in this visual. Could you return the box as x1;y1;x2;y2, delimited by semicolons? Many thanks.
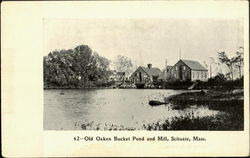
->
164;89;243;108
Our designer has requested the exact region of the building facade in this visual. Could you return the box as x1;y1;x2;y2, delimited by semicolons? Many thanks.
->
130;64;162;83
170;59;208;81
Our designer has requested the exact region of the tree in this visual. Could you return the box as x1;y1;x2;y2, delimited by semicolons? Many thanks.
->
218;51;234;80
72;45;96;84
43;44;112;88
234;47;244;78
218;51;241;80
113;55;133;76
92;52;111;81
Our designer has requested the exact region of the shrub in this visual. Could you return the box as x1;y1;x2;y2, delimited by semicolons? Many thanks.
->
195;74;243;90
164;80;192;89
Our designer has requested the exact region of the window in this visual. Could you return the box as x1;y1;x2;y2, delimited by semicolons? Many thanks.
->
176;66;178;70
193;72;195;78
197;72;199;78
205;72;207;78
167;69;169;72
183;66;186;70
201;72;203;78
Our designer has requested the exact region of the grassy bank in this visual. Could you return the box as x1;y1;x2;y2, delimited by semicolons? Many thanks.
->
165;89;243;110
148;89;244;130
144;112;243;130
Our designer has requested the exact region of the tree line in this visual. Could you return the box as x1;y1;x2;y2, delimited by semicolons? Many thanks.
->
203;47;244;80
43;45;134;88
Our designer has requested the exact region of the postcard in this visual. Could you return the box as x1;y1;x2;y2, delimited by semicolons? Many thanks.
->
1;1;249;157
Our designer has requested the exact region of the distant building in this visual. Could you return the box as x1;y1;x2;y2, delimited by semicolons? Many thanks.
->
170;59;208;81
129;63;162;83
159;65;173;81
109;70;126;82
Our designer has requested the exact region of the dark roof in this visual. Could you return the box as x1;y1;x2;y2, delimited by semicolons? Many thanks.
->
141;66;162;77
181;59;207;71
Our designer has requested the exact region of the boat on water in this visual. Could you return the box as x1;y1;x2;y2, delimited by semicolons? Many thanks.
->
149;100;165;106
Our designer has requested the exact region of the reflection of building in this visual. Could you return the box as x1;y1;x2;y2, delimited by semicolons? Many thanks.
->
170;59;208;81
109;70;125;82
129;64;162;83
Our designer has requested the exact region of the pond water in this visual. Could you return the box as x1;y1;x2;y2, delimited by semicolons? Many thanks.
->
44;89;219;130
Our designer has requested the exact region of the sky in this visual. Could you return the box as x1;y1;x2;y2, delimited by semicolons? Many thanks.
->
44;18;244;70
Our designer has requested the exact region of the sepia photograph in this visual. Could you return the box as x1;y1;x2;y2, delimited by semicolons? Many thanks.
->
2;1;249;157
43;18;244;131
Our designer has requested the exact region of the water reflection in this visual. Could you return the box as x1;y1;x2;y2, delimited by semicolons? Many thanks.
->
44;89;219;130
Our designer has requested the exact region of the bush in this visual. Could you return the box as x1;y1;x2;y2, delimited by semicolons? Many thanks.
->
195;74;243;90
164;80;192;89
144;111;243;131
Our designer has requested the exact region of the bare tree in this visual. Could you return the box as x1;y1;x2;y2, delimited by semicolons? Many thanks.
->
218;51;239;80
234;47;244;78
113;55;133;76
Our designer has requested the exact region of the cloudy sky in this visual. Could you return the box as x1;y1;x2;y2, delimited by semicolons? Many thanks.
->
44;18;243;70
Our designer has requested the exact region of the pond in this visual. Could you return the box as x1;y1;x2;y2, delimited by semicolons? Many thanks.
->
44;89;219;130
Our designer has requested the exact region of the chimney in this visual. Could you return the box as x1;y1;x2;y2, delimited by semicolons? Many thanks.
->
147;63;152;69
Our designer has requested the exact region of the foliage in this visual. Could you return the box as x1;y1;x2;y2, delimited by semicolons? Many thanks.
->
218;51;235;80
43;45;111;88
208;73;227;83
234;47;244;78
218;47;244;80
195;74;243;90
144;112;243;130
113;55;133;76
163;80;192;89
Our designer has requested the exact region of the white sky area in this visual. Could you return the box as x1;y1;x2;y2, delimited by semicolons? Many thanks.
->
44;18;243;70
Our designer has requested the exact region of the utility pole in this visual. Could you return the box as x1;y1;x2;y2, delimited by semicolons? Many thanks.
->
179;48;182;59
209;57;214;78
